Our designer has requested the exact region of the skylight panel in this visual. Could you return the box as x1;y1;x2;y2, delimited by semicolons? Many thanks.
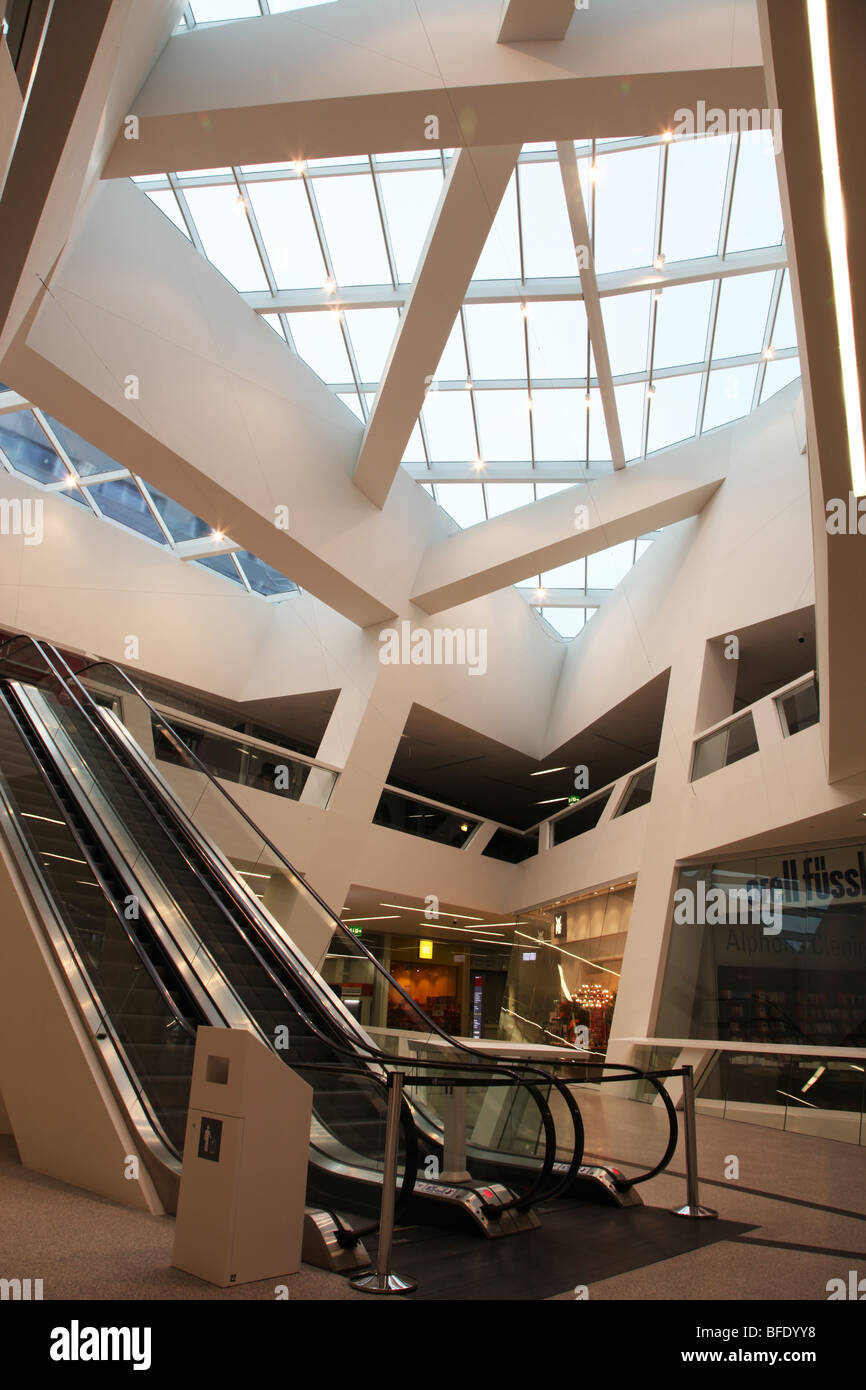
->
432;317;469;383
268;0;340;12
592;145;660;274
377;169;444;283
183;185;268;292
240;163;296;175
464;303;527;379
635;534;657;561
401;420;426;463
144;190;191;238
190;1;258;21
485;483;535;516
422;392;477;462
435;483;486;529
540;608;587;639
475;390;531;461
646;373;701;452
587;540;634;588
0;411;67;484
541;557;586;586
176;168;233;180
614;383;646;460
145;487;212;542
661;134;732;262
760;358;801;402
246;180;326;288
530;389;584;460
712;271;776;359
233;550;298;596
87;479;166;543
374;151;443;164
262;313;286;339
725;131;784;253
703;364;759;430
337;392;364;420
196;553;245;584
472;173;521;281
312;174;390;285
770;271;797;350
652;281;713;369
285;311;352;384
601;292;651;377
587;389;612;461
534;482;574;498
39;415;120;476
526;301;589;380
519;161;577;279
343;308;399;383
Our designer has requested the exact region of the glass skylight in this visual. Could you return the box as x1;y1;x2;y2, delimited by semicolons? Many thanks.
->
0;400;298;602
138;129;799;638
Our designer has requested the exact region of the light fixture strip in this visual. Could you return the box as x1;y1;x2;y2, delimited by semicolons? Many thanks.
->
806;0;866;495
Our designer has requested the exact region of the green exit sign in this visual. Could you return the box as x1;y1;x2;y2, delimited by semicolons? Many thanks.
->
567;794;581;804
347;924;363;936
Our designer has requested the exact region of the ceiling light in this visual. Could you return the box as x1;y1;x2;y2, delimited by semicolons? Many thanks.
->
465;378;473;390
530;767;568;776
380;902;485;922
64;476;78;489
588;163;599;182
235;194;247;209
293;160;305;174
535;796;570;805
646;384;656;399
662;129;673;143
653;289;663;302
527;396;533;411
520;302;529;318
473;457;485;470
341;915;400;922
459;822;469;832
210;529;224;542
535;586;546;600
654;253;666;271
323;277;336;294
584;392;591;409
763;345;775;359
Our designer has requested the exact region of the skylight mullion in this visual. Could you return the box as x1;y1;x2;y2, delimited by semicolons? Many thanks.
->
335;310;367;419
233;169;278;294
753;268;785;409
515;163;527;285
136;478;177;548
696;278;722;435
417;411;433;470
523;306;536;469
229;553;253;592
301;173;338;288
168;176;206;256
459;308;483;465
368;156;399;291
718;136;740;259
182;4;196;27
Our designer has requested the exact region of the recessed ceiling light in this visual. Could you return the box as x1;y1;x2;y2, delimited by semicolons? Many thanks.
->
535;586;547;600
662;129;673;143
654;253;666;271
323;277;336;294
530;767;568;776
763;345;775;359
211;529;224;542
473;457;485;470
293;160;305;174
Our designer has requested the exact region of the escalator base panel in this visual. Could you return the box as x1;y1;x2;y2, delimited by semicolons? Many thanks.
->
302;1209;371;1273
411;1180;540;1238
568;1164;643;1207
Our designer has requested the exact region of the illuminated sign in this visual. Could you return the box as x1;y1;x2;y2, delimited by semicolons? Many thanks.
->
419;939;433;960
554;913;564;938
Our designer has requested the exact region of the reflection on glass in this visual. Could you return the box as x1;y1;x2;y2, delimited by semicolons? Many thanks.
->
372;788;476;847
691;710;759;780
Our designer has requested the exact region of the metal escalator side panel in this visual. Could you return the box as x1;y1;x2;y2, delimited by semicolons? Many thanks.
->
0;695;187;1184
16;683;264;1044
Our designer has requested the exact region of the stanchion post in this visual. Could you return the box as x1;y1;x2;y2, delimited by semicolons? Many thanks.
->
671;1064;717;1219
350;1070;418;1294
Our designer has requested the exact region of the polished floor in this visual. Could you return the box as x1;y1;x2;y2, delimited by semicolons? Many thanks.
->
0;1114;863;1302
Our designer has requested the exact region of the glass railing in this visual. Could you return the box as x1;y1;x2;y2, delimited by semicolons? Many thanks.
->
614;762;656;816
691;709;759;781
372;787;477;847
482;826;539;863
149;712;336;808
551;788;611;846
775;674;819;736
696;1050;866;1146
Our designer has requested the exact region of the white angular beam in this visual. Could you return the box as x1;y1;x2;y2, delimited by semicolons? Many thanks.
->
354;145;520;508
497;0;575;43
411;429;730;614
104;0;764;177
557;140;626;470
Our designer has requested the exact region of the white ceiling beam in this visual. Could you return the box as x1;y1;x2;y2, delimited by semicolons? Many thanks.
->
353;144;520;508
497;0;575;44
104;0;764;177
175;536;240;560
410;428;730;614
557;139;625;470
243;246;787;315
408;465;615;483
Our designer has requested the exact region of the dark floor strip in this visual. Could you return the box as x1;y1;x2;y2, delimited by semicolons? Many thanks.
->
733;1235;866;1261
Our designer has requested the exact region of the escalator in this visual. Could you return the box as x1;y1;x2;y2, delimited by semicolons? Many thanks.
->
0;639;576;1255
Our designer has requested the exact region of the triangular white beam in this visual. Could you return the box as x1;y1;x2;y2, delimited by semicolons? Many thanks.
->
557;140;626;470
354;145;520;508
497;0;575;43
104;0;764;178
411;430;730;614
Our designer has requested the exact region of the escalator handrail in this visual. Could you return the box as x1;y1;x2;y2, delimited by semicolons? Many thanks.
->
0;688;196;1159
0;638;670;1203
1;639;566;1215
